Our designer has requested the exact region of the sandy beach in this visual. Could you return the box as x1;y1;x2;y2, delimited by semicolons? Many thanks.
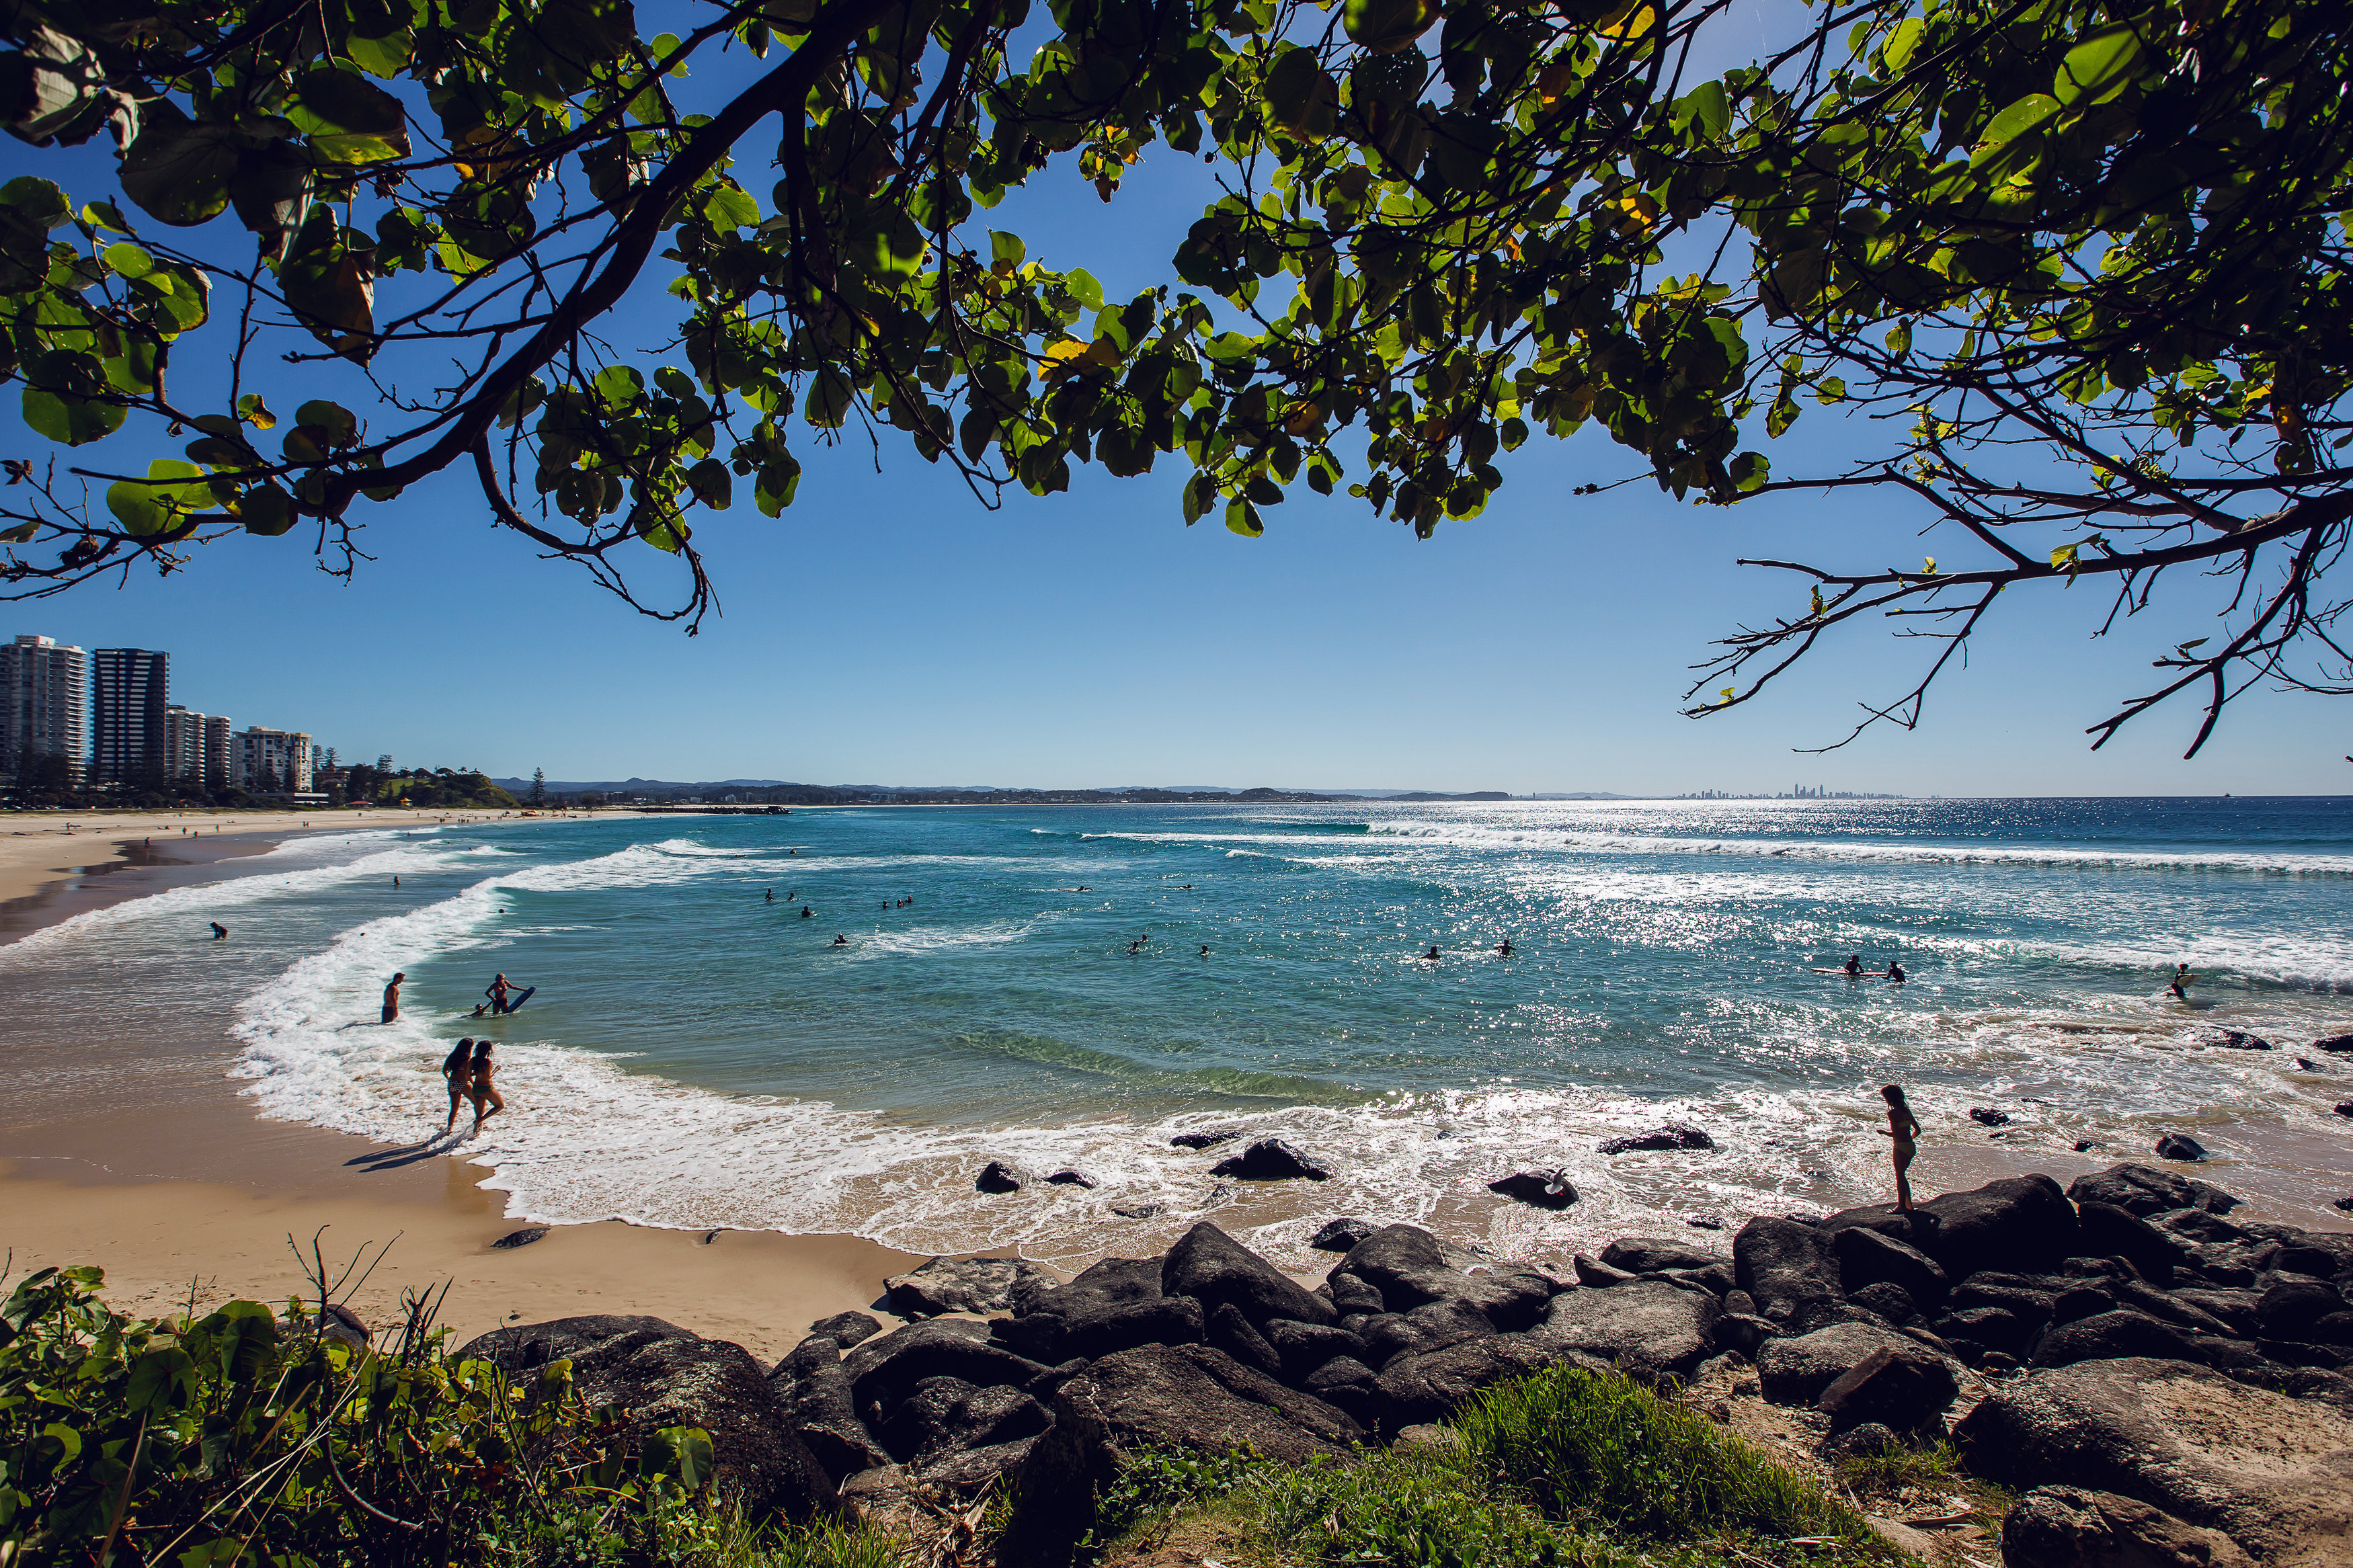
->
1;807;936;1354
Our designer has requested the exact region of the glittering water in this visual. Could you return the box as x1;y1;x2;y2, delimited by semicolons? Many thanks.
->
8;798;2350;1267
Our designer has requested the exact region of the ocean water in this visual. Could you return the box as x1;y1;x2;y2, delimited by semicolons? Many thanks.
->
7;799;2351;1268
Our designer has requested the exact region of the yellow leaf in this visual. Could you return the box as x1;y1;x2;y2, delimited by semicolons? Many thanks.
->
1601;3;1656;39
1720;687;1736;699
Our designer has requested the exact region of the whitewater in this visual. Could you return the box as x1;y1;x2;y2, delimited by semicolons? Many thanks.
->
5;797;2349;1268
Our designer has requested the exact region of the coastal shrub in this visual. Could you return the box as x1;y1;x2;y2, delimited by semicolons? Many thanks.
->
0;1264;873;1568
1075;1444;1260;1561
1453;1365;1885;1554
1244;1448;1598;1568
1833;1438;1962;1496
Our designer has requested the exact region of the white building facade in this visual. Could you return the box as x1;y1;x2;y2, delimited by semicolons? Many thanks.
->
1;634;88;783
235;726;314;792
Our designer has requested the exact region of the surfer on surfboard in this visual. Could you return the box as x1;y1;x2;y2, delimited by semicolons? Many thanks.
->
1845;954;1862;976
2168;962;2196;1000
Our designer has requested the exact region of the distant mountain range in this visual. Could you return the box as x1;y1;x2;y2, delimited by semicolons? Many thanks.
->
490;777;1634;802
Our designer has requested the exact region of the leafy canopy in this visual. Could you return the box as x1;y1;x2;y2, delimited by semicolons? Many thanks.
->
1;0;2348;749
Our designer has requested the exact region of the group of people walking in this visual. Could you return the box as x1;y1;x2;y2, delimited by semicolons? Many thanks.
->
438;1037;504;1133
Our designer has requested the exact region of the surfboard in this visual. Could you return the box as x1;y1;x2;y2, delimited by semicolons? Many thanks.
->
499;986;536;1015
1808;966;1864;975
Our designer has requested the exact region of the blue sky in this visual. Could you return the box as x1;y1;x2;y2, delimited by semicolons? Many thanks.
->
11;33;2351;796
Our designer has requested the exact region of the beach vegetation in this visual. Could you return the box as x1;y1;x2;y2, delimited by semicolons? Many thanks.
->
0;1264;895;1567
0;0;2348;749
1058;1365;1896;1568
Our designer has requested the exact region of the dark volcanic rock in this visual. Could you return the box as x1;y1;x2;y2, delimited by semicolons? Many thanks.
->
1265;1318;1369;1383
1016;1255;1162;1320
2256;1280;2345;1341
1375;1335;1607;1427
1110;1202;1164;1219
1956;1357;2353;1565
975;1161;1024;1193
2314;1033;2353;1054
2002;1486;2256;1568
1207;1139;1330;1181
1712;1313;1777;1357
2066;1163;2242;1218
1361;1301;1499;1366
461;1315;836;1523
1310;1217;1380;1252
1487;1168;1579;1208
1062;1296;1205;1362
1847;1280;1921;1325
1536;1278;1719;1383
1170;1126;1243;1149
492;1227;549;1249
844;1321;1047;1417
1968;1107;2011;1126
1001;1344;1361;1565
1045;1169;1098;1188
1757;1321;1933;1408
1829;1175;2082;1282
2155;1132;2208;1162
1600;1236;1724;1275
917;1437;1039;1493
1833;1224;1949;1309
2200;1030;2272;1052
885;1255;1054;1318
2075;1202;2195;1283
1734;1215;1845;1332
888;1378;1051;1466
772;1335;890;1484
1575;1255;1640;1288
1205;1301;1284;1379
1163;1221;1335;1326
809;1312;881;1348
2030;1311;2207;1370
1816;1342;1959;1434
1596;1123;1716;1155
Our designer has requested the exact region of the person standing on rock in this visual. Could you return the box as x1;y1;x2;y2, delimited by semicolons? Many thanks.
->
1877;1083;1923;1213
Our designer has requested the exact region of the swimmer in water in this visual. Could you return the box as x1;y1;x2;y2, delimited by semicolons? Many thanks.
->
801;905;813;918
1844;954;1862;976
1423;945;1441;961
1876;1083;1923;1212
382;972;405;1024
1496;940;1514;956
766;889;775;903
1199;944;1209;956
210;921;229;940
832;934;848;946
1886;959;1906;983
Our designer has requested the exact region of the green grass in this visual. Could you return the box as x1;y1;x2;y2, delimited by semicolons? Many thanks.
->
1060;1366;1903;1568
1833;1439;1962;1497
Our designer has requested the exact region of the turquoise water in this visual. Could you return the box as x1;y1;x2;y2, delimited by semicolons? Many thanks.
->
7;798;2351;1264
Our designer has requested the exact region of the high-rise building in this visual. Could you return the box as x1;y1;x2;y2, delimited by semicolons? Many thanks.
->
202;714;234;791
164;704;216;784
1;634;88;784
92;647;169;781
235;726;313;792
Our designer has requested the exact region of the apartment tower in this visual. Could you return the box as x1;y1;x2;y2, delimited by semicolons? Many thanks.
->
1;634;88;783
92;647;170;781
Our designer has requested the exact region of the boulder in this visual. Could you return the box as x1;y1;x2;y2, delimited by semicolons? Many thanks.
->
2313;1034;2353;1054
916;1436;1040;1493
1208;1139;1330;1181
2077;1202;2196;1283
1265;1318;1369;1383
2256;1280;2344;1341
2200;1030;2273;1052
1170;1126;1243;1149
1062;1296;1205;1362
975;1161;1024;1193
1849;1281;1922;1325
1000;1344;1361;1565
2155;1133;2208;1163
844;1321;1047;1417
1601;1236;1725;1275
885;1255;1055;1318
1205;1301;1285;1379
1815;1344;1958;1434
1111;1203;1163;1219
1970;1108;2013;1126
1536;1277;1720;1383
1015;1255;1161;1319
1374;1335;1608;1427
1361;1301;1500;1367
1757;1321;1934;1408
1713;1313;1777;1357
461;1315;836;1523
876;1376;1052;1466
809;1311;881;1348
2067;1165;2243;1218
1310;1217;1380;1252
1163;1221;1334;1326
1597;1123;1716;1155
1735;1215;1845;1332
772;1335;891;1484
1576;1255;1640;1288
1817;1422;1900;1464
2001;1485;2256;1568
1487;1168;1579;1208
1957;1357;2353;1565
1045;1169;1098;1188
1830;1175;2082;1281
2336;1102;2353;1120
492;1227;549;1249
1833;1224;1950;1308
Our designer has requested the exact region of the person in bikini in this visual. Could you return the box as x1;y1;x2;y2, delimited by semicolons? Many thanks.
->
469;1039;504;1130
440;1038;475;1132
1876;1083;1923;1213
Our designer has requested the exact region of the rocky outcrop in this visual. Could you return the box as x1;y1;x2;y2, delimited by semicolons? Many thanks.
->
885;1255;1055;1317
1310;1217;1380;1251
1536;1278;1719;1383
1170;1126;1242;1149
975;1161;1024;1192
1163;1222;1335;1326
2155;1132;2209;1163
1207;1138;1330;1181
771;1334;891;1483
461;1315;838;1524
1597;1124;1716;1155
1736;1216;1846;1332
1486;1168;1579;1208
2001;1485;2256;1568
1375;1336;1605;1427
1958;1357;2353;1565
2066;1164;2241;1218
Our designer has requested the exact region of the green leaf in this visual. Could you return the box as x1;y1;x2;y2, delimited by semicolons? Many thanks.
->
22;352;125;445
288;69;412;162
2052;25;2145;108
239;484;296;535
280;206;375;361
118;101;237;227
1881;17;1925;71
41;1421;81;1462
1224;495;1263;536
102;242;153;278
107;460;208;536
2049;543;2079;569
126;1346;198;1411
803;366;852;428
1263;45;1338;140
238;393;278;429
684;457;731;508
1345;0;1437;54
294;400;358;446
1970;94;2061;166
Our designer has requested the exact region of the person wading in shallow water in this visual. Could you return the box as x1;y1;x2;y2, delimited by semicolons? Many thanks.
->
441;1038;475;1132
469;1039;504;1131
1877;1083;1924;1214
382;972;405;1023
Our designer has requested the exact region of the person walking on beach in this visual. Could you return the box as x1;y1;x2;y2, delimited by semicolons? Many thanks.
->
469;1039;504;1130
210;921;228;940
441;1037;475;1132
1876;1083;1923;1213
382;972;405;1023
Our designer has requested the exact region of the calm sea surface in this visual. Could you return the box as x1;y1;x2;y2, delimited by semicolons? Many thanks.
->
7;798;2350;1266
